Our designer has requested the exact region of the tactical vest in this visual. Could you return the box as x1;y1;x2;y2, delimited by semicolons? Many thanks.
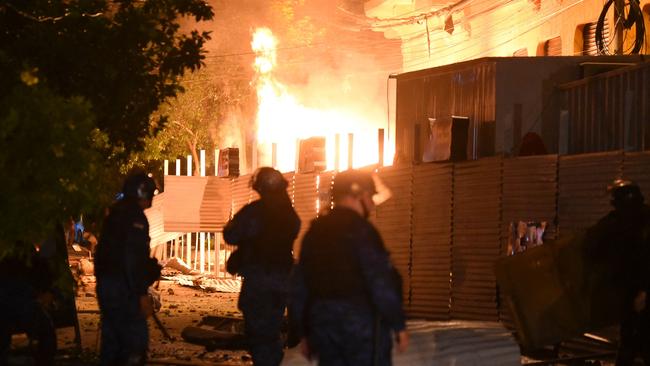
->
302;209;372;303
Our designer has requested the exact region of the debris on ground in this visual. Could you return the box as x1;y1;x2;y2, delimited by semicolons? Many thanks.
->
163;257;197;275
79;258;94;276
53;276;249;365
163;274;242;293
181;317;246;352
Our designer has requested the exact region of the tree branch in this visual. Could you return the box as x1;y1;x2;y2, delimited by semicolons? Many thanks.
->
171;120;197;139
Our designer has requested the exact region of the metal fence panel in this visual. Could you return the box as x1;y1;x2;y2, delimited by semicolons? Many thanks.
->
199;177;232;230
376;165;413;307
622;151;650;194
451;157;502;321
500;155;558;326
158;150;650;323
558;151;623;233
502;155;559;248
163;176;231;232
145;193;182;248
293;173;318;257
231;175;254;218
410;163;453;319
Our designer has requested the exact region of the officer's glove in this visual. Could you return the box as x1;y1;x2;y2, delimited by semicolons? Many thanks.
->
144;257;162;287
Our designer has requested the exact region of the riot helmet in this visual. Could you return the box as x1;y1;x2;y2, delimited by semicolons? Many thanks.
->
332;170;392;206
122;170;157;203
608;178;644;210
251;167;288;196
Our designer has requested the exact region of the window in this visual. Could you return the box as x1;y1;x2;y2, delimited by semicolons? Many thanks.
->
577;21;609;55
537;36;562;56
513;48;528;56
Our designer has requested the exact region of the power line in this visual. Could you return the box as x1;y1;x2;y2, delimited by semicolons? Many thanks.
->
203;42;328;59
187;0;599;84
335;0;476;29
3;1;104;22
400;0;585;71
198;0;503;64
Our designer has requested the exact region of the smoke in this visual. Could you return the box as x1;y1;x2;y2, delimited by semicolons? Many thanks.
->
215;105;248;168
278;50;389;133
184;0;401;171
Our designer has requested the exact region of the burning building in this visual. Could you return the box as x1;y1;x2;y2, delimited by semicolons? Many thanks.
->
250;26;396;172
197;0;650;173
363;0;650;71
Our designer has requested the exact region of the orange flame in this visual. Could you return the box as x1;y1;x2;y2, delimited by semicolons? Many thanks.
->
252;28;393;172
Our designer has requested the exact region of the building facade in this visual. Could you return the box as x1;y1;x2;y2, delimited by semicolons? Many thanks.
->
364;0;650;72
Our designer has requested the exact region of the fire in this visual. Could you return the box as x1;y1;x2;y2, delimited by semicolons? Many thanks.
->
251;27;394;172
252;28;276;75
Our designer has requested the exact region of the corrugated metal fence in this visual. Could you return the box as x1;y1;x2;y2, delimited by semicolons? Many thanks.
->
409;163;453;319
157;150;650;321
391;150;647;323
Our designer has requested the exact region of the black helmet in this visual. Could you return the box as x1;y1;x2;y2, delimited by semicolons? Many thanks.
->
122;170;157;201
608;179;644;208
332;170;377;202
251;167;288;195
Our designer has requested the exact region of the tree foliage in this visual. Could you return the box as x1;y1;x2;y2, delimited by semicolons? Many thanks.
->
131;64;256;177
0;0;214;254
133;0;325;176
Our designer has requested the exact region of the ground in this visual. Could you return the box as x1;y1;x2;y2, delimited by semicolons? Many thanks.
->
8;269;625;365
10;275;251;365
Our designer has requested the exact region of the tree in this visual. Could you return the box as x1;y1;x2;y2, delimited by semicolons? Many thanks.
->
136;73;217;177
132;0;324;176
128;64;256;177
0;0;214;254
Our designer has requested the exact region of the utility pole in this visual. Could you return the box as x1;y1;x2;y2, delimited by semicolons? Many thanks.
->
614;0;625;54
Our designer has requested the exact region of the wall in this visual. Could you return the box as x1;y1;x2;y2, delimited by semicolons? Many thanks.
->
395;56;648;162
395;58;496;163
365;0;650;72
379;151;650;322
495;57;585;154
559;61;650;153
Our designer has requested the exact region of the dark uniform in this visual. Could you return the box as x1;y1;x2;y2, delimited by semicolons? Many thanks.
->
224;168;300;366
0;246;56;366
585;180;650;366
290;207;406;366
95;173;160;366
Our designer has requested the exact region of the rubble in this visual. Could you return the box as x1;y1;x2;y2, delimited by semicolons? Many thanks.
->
162;274;242;293
164;257;197;275
54;276;249;365
79;258;94;276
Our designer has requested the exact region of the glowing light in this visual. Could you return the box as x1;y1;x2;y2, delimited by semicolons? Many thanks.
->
252;28;277;75
251;28;393;172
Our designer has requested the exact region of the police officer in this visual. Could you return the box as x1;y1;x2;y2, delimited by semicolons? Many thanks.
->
586;179;650;365
0;243;56;366
289;169;408;366
223;167;300;366
95;170;161;366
